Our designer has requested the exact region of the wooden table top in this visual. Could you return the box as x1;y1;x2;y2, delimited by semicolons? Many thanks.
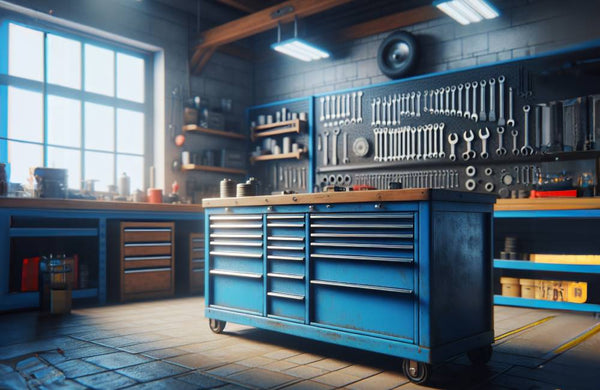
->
0;197;203;213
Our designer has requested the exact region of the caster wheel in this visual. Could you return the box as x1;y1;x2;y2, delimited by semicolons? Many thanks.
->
402;359;431;384
467;345;493;366
208;319;226;334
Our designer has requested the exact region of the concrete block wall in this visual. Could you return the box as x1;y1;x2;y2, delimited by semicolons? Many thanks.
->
253;0;600;105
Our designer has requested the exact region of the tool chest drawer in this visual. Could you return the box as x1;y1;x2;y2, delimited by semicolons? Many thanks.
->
124;268;171;294
189;233;205;294
123;243;172;256
123;255;171;270
123;228;171;243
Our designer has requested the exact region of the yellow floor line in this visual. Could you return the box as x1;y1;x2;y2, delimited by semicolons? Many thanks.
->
494;316;556;343
553;322;600;355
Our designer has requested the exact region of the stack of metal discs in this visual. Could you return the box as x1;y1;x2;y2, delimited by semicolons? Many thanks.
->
500;236;521;260
236;182;255;197
220;178;235;198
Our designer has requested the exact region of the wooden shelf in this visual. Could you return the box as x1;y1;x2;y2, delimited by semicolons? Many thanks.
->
250;149;306;164
182;125;246;140
251;119;306;140
181;164;247;175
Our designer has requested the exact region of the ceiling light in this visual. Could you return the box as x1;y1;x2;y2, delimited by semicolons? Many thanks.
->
434;0;500;25
271;19;329;62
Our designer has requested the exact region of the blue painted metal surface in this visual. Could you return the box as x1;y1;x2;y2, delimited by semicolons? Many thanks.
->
495;209;600;219
494;295;600;313
205;197;494;364
495;259;600;274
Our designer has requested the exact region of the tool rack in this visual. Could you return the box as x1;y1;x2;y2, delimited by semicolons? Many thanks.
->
202;189;495;384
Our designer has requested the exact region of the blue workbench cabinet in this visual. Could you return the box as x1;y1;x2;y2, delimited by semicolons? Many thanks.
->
202;189;495;383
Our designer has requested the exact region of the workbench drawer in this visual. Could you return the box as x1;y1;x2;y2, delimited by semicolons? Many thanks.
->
123;243;172;256
124;255;172;270
268;295;304;321
210;273;263;314
311;281;414;341
124;268;172;294
123;228;172;243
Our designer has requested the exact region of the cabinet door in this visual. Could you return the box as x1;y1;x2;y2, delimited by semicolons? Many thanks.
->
309;212;416;341
207;214;264;314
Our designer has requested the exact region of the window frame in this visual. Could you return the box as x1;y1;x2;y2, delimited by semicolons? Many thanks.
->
0;19;153;191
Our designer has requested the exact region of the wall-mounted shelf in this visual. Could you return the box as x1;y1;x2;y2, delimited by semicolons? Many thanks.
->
494;295;600;313
181;164;247;175
251;119;306;140
9;228;99;238
250;149;306;164
182;125;246;140
494;259;600;274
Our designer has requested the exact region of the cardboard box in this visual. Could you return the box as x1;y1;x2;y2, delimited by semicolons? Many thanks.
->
50;289;71;314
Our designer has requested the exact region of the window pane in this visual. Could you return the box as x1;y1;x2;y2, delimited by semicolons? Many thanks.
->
85;102;114;151
48;95;81;147
8;23;43;81
116;109;144;154
84;44;114;96
85;151;114;192
8;87;43;142
117;154;143;192
47;146;80;189
117;53;144;103
8;141;43;185
47;34;81;89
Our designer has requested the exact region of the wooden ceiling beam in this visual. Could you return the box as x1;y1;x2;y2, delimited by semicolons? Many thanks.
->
339;5;443;41
190;0;353;69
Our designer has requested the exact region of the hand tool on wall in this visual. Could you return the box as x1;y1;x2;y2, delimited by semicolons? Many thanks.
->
496;127;507;155
342;132;349;164
521;105;534;156
438;123;446;158
471;81;479;122
479;127;490;159
323;130;329;166
479;80;487;121
497;76;506;126
462;130;476;161
448;132;458;161
332;128;340;165
351;92;357;124
423;91;429;113
445;87;450;116
320;97;325;122
325;96;331;120
457;84;464;117
357;91;364;123
488;78;496;122
416;91;422;117
450;86;456;116
465;82;471;118
371;100;376;126
507;87;515;127
511;129;520;156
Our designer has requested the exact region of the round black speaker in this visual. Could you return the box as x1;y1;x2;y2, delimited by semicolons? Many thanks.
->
377;31;418;79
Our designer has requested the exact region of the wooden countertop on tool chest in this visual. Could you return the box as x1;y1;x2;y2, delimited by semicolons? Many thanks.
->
202;188;496;208
495;197;600;211
0;197;203;213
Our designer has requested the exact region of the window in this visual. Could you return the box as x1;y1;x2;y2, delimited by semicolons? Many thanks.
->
0;21;149;192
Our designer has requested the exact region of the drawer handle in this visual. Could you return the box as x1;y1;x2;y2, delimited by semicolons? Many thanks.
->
211;233;263;239
210;269;262;279
267;236;304;242
267;215;304;220
125;256;171;261
311;253;413;263
267;245;305;251
311;242;413;250
310;214;413;220
267;292;305;301
124;228;172;232
310;223;413;229
267;272;304;280
192;259;204;264
192;268;204;273
310;233;413;239
268;255;305;262
125;268;171;274
210;223;263;229
210;241;263;247
267;223;305;228
210;215;262;221
124;242;172;247
210;251;263;259
311;280;413;294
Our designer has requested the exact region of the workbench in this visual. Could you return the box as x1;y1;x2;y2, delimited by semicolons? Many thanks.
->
0;198;203;311
494;198;600;313
202;189;496;383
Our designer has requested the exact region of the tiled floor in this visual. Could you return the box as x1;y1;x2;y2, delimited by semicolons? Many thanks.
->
1;297;599;389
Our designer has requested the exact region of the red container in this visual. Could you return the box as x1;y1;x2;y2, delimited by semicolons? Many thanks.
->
21;257;41;292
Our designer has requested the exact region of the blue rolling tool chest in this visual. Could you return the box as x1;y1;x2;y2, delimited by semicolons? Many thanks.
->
202;188;496;383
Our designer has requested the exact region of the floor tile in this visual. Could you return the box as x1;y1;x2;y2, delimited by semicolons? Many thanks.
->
286;353;325;365
336;364;382;379
236;356;276;368
206;363;250;377
75;371;137;389
262;360;299;372
308;357;352;371
54;359;105;378
284;364;329;379
346;371;409;390
176;371;227;388
117;360;188;382
312;370;363;387
142;347;190;359
281;380;334;389
228;367;298;389
127;378;199;390
84;351;152;370
263;349;302;360
167;352;225;369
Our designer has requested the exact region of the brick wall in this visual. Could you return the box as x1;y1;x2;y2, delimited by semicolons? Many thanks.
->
254;0;600;104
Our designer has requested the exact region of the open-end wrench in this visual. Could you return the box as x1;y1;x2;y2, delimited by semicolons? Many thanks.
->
350;93;357;124
325;96;331;120
479;127;490;159
444;87;450;116
382;127;389;162
450;86;456;116
471;81;479;122
402;93;408;116
433;90;439;115
392;95;397;125
417;126;423;159
511;129;520;155
489;78;496;122
457;84;464;117
423;90;429;113
345;94;351;125
438;123;446;158
319;97;325;122
432;123;439;158
464;82;471;118
373;128;380;162
521;105;534;155
357;91;364;123
381;97;387;126
410;127;417;159
496;126;507;155
479;80;487;121
429;90;434;114
341;94;347;119
427;124;434;159
386;96;392;125
400;127;406;160
507;87;515;127
375;98;381;126
515;166;520;184
335;95;341;120
498;76;506;126
342;132;349;164
416;91;421;117
448;132;459;161
322;130;329;165
462;130;476;160
439;88;445;115
410;92;416;117
423;125;429;159
371;100;376;126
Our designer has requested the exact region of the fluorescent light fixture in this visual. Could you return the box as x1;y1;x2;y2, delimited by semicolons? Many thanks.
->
271;38;330;62
434;0;500;25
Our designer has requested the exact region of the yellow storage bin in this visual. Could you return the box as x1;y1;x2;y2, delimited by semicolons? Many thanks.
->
534;280;587;303
530;254;600;265
519;279;536;299
500;277;521;297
